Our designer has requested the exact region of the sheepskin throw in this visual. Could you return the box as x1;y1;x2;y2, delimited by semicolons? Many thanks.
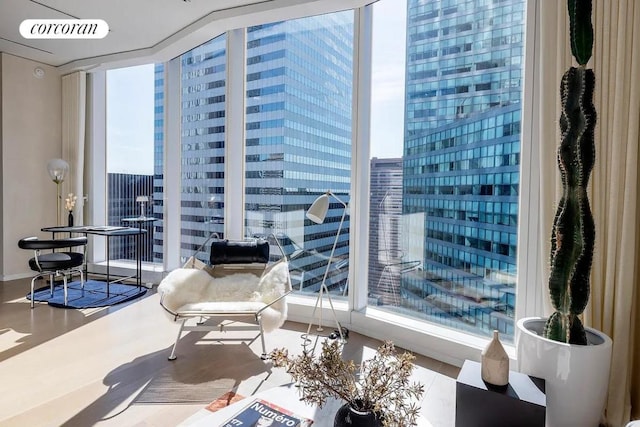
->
158;261;290;332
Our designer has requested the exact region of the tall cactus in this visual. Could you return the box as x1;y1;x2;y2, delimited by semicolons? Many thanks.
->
544;0;596;345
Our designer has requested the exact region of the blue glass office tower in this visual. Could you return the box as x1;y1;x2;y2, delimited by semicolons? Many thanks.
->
244;16;353;291
401;0;524;338
160;13;353;291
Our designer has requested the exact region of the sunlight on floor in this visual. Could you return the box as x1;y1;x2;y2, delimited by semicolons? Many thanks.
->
0;328;30;353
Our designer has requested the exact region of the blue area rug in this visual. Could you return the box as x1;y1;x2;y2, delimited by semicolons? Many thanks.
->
28;280;147;308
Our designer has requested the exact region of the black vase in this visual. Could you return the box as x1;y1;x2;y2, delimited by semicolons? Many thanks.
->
68;212;74;227
334;403;382;427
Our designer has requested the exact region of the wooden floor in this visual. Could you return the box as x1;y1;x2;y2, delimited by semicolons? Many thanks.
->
0;277;459;427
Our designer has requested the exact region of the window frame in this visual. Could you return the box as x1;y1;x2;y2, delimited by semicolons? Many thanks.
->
90;0;542;366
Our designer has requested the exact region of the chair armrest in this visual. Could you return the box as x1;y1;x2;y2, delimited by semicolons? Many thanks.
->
158;293;179;320
184;232;220;268
18;236;88;250
255;288;293;316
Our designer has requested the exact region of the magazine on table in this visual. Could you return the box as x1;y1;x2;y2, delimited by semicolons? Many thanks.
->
221;398;313;427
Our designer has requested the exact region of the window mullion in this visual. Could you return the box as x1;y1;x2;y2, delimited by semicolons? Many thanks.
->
515;0;544;319
224;29;247;240
87;71;107;265
351;5;374;312
164;57;183;272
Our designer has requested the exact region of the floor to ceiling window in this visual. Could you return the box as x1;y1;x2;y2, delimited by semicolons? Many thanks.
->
98;0;537;361
106;64;159;264
368;0;524;342
242;13;354;295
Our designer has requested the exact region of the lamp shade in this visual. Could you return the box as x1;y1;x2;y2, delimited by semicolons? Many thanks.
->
136;195;149;203
47;158;69;184
306;193;329;224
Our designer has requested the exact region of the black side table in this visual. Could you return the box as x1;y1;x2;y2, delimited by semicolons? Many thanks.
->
455;359;546;427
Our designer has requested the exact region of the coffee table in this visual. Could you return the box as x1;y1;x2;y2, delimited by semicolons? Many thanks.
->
179;383;432;427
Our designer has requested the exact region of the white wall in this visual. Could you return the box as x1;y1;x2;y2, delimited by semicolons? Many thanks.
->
0;53;62;280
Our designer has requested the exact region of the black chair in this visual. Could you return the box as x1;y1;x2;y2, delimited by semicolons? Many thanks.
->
18;236;88;308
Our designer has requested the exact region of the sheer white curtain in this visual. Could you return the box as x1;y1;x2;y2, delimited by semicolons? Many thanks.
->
61;71;87;225
534;0;640;424
589;1;640;424
533;0;572;318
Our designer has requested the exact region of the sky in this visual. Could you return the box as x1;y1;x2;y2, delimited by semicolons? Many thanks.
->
369;0;407;159
106;64;155;175
106;0;406;174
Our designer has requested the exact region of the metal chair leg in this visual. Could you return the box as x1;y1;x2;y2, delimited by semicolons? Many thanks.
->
77;268;85;298
257;316;267;360
63;274;68;306
30;276;39;309
168;319;187;361
49;273;54;296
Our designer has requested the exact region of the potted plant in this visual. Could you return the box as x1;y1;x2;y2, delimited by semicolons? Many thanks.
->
270;340;424;427
516;1;612;426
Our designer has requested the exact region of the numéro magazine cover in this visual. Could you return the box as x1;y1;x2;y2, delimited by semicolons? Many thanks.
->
222;398;313;427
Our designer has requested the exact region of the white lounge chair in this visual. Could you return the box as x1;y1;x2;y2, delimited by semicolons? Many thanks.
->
158;236;292;360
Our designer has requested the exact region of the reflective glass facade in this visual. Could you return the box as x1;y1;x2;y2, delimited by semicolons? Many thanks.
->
403;0;523;339
243;14;354;293
112;1;524;340
178;35;227;261
153;63;165;262
367;0;523;340
170;14;353;291
405;0;524;135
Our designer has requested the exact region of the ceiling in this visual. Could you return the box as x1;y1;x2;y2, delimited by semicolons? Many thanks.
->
0;0;373;73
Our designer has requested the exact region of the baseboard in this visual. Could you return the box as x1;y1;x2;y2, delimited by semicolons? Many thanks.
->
1;272;34;282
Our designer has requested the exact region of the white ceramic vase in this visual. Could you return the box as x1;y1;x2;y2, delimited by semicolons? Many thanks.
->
516;317;612;427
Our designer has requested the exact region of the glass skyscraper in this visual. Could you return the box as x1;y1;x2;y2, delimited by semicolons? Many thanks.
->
178;34;227;260
244;16;353;292
400;0;524;338
156;12;354;292
152;63;165;262
118;1;524;339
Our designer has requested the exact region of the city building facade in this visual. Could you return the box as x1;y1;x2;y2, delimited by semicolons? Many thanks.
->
107;173;155;262
368;157;407;305
398;0;524;339
107;1;524;339
154;13;354;292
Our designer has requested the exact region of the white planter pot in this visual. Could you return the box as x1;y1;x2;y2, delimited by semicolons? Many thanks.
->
516;317;612;427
